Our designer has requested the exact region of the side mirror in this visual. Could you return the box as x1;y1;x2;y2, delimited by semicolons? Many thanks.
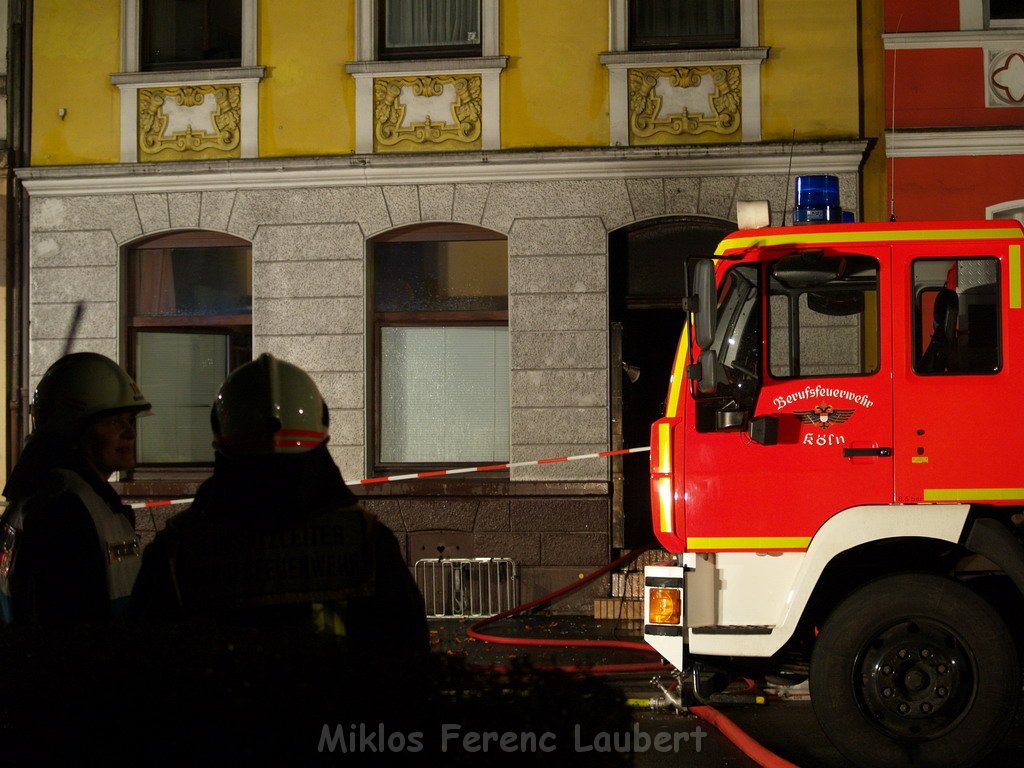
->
690;349;723;394
692;259;717;349
748;416;779;446
716;408;746;431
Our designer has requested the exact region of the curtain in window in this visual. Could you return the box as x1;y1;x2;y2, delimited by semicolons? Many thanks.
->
380;326;509;463
136;252;177;314
136;332;228;463
385;0;481;48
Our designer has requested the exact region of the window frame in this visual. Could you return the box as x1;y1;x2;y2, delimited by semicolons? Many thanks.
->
125;230;253;470
122;0;258;73
910;256;1003;376
987;0;1024;28
602;0;765;145
138;0;243;72
369;223;509;475
114;0;263;162
356;0;499;60
767;257;882;380
627;0;741;51
375;0;483;61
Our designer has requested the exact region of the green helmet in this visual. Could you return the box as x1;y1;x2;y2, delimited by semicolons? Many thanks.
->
211;354;330;455
33;352;151;437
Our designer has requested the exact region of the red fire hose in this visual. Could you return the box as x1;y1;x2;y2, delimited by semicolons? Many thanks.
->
463;544;801;768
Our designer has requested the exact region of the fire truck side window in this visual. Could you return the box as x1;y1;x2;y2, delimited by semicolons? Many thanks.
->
912;258;1001;375
768;256;879;378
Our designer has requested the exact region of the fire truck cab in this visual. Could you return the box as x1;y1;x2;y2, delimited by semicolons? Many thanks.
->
644;216;1024;766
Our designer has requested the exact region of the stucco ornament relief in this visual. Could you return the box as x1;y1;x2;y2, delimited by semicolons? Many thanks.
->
990;51;1024;105
138;85;242;158
374;75;482;149
628;66;741;141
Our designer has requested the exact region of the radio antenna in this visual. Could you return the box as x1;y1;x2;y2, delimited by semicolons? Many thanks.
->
888;15;903;221
62;301;84;357
782;130;796;226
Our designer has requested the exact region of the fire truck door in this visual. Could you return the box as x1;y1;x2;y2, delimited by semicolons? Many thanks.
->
683;253;894;550
893;255;1012;503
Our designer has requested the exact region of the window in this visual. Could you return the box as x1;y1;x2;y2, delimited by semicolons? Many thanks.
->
371;224;508;468
768;256;880;378
140;0;242;71
989;0;1024;27
127;232;252;464
378;0;482;60
912;258;1001;375
629;0;740;50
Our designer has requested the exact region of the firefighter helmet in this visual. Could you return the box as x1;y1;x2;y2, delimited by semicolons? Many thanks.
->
32;352;151;437
211;354;330;455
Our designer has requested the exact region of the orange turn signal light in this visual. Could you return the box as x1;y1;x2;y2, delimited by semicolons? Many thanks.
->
648;587;682;625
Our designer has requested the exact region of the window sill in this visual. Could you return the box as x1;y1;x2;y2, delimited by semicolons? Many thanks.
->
600;48;769;67
111;66;267;87
346;56;508;77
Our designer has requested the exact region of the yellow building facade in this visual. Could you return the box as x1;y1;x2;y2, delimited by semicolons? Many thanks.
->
20;1;885;603
31;1;879;165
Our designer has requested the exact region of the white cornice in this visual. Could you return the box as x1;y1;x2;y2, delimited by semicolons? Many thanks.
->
883;29;1024;49
885;129;1024;157
16;142;870;198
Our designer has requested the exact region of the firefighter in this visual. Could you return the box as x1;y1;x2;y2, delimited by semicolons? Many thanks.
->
131;354;429;657
0;352;152;624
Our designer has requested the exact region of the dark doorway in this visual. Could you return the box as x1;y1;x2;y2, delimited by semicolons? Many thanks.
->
609;216;736;549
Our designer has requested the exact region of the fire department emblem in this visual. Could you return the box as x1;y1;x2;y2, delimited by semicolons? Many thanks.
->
795;404;854;430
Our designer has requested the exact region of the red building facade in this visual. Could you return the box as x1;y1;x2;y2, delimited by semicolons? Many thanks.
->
884;0;1024;221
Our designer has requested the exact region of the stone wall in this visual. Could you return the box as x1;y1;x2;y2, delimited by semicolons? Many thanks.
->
26;163;861;610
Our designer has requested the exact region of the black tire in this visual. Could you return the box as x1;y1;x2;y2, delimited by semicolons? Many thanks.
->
809;572;1019;767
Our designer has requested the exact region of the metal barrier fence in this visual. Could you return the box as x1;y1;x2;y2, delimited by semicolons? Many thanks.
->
414;557;518;618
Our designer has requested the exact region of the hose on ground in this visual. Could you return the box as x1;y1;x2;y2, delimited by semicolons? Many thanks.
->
465;541;667;670
464;543;800;768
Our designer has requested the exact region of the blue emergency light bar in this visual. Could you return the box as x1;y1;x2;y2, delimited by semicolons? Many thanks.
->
793;175;853;224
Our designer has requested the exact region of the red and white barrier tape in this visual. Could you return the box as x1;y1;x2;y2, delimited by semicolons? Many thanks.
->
127;446;651;510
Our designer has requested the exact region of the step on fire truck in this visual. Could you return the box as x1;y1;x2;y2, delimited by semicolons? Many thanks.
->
643;179;1024;767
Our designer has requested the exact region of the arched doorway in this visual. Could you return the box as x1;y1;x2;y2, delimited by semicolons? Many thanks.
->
609;216;736;549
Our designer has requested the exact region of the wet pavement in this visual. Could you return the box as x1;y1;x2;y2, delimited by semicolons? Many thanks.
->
430;613;1024;767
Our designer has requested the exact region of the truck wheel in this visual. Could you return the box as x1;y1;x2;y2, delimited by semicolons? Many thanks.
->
810;572;1018;767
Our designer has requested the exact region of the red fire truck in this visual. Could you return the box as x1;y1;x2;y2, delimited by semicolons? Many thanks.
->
643;214;1024;766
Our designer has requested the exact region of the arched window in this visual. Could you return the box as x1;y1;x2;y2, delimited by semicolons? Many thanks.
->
370;223;508;470
126;231;252;465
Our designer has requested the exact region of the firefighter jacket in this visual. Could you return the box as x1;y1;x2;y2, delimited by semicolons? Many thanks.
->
160;502;378;632
131;446;429;657
1;466;141;624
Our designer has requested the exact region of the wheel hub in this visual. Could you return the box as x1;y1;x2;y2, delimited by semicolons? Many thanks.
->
857;619;974;739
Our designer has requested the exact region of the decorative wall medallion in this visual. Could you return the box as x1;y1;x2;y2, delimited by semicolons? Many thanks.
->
989;50;1024;105
373;75;482;151
138;84;242;160
628;66;741;142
